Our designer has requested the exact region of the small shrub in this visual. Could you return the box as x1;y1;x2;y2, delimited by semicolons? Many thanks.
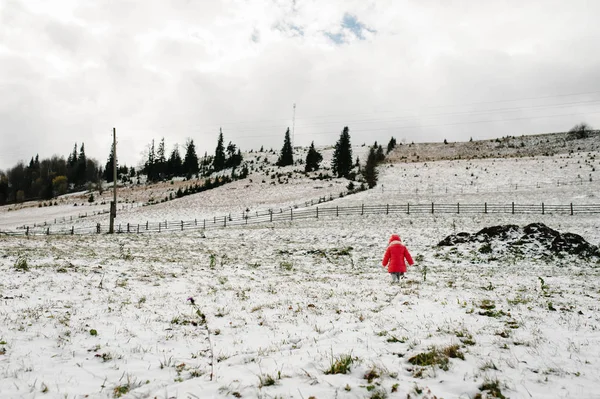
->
89;329;98;336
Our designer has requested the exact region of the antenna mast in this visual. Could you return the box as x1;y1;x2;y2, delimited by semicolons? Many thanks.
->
292;103;296;148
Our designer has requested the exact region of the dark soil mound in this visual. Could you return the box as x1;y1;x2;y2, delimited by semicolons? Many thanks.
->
438;223;600;259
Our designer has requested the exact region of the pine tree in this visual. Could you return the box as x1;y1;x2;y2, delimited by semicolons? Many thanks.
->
363;145;379;188
276;128;294;167
77;143;87;187
226;141;238;168
376;144;385;162
104;146;116;183
183;139;199;177
304;141;323;172
67;143;78;187
387;137;397;154
157;137;166;180
167;146;183;178
331;126;353;178
145;139;157;182
213;128;226;171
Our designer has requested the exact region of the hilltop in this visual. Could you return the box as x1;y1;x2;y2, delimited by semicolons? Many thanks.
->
386;131;600;163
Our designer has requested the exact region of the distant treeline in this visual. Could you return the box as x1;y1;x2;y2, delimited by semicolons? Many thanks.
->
1;126;398;205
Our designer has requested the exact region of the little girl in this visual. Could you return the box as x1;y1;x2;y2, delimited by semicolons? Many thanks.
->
382;234;414;282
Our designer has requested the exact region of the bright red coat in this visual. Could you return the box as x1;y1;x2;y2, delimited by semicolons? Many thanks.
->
382;234;414;273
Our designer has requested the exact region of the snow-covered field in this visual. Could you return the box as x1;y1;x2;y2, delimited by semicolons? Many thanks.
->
2;148;600;399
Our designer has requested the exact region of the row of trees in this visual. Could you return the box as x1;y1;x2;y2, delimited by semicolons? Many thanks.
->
0;143;103;204
1;127;397;205
141;129;245;183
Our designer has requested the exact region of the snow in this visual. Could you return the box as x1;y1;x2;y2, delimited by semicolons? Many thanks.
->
1;146;600;399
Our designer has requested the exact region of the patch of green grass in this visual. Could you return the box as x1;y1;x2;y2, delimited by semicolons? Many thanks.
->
386;335;407;343
475;378;506;399
408;345;464;372
363;367;380;383
279;261;293;271
258;373;276;388
113;384;130;398
370;389;387;399
89;329;98;336
324;354;354;375
14;255;29;271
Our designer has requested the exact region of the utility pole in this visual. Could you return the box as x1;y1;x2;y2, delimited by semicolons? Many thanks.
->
109;127;117;234
292;103;296;148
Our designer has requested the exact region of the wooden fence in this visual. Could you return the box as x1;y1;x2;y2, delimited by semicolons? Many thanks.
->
2;202;600;236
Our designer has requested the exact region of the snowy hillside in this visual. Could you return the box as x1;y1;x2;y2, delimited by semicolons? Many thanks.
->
1;135;600;398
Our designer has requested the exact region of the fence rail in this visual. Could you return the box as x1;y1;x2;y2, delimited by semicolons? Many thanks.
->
2;202;600;237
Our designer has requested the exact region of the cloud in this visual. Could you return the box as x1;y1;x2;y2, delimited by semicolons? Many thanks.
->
1;0;600;170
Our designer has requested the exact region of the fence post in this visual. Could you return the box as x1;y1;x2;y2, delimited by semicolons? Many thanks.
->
512;202;515;214
457;203;460;214
407;203;410;215
195;219;197;226
336;206;339;217
431;202;434;214
46;227;50;235
204;219;206;229
127;223;130;233
361;204;364;215
181;221;184;231
270;212;273;222
26;226;29;236
542;203;545;215
316;207;319;219
118;224;121;233
290;208;293;221
484;202;487;214
71;226;74;235
386;204;389;215
146;221;149;230
224;216;227;227
570;203;573;216
97;223;101;234
214;216;216;224
137;224;140;233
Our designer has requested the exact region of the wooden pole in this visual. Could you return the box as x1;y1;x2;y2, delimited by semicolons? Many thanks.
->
109;127;117;234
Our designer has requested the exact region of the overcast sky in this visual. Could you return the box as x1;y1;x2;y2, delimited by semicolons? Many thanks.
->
1;0;600;170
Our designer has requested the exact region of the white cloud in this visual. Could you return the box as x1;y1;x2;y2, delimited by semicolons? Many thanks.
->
1;0;600;170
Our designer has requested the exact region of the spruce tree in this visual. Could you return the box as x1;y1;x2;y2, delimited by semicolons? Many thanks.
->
331;126;353;178
363;145;379;188
104;147;116;183
67;143;78;187
145;139;156;182
304;141;323;172
387;137;397;154
376;144;385;162
213;128;226;171
157;137;166;180
167;146;183;178
183;139;199;177
77;143;87;187
276;128;294;167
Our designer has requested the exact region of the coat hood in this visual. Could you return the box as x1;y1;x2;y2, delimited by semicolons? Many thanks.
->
389;234;401;243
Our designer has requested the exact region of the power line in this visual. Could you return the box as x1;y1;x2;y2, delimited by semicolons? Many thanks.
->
216;110;600;141
122;101;600;138
124;89;600;131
